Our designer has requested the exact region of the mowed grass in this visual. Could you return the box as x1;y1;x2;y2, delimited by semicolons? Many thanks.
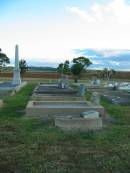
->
0;83;130;173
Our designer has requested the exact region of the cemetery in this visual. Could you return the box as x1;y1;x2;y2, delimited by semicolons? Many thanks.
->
1;0;130;171
0;45;130;172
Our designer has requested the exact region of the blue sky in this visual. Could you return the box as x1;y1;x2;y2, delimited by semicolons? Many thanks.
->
0;0;130;70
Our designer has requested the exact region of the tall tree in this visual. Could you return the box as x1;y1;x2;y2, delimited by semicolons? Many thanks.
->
57;60;70;76
0;49;10;72
72;56;92;68
19;59;28;77
71;56;92;82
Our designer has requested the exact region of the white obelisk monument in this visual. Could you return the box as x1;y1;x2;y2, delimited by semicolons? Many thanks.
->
12;44;21;85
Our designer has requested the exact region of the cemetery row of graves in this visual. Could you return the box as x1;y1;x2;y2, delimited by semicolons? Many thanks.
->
0;45;130;172
0;80;130;172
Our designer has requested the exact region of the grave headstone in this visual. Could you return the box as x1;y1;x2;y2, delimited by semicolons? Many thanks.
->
79;84;85;97
91;92;100;105
92;79;101;85
58;74;69;89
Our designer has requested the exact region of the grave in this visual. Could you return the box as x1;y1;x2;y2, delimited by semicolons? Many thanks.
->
0;82;27;94
31;82;83;101
55;117;102;131
27;81;105;132
0;45;27;95
91;92;100;105
32;93;84;101
73;82;110;93
12;44;21;85
107;82;130;91
34;84;78;95
101;91;130;105
91;79;101;85
32;82;86;101
26;100;105;119
58;74;69;89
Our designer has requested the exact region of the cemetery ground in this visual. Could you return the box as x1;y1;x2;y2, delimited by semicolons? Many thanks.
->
0;82;130;173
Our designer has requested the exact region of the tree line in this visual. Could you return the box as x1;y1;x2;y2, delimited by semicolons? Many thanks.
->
57;57;92;82
57;57;116;82
0;48;116;81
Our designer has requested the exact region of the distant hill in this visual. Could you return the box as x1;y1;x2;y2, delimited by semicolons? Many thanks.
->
28;66;57;72
2;66;13;72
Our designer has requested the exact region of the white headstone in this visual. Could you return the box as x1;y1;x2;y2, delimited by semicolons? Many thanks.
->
12;44;21;85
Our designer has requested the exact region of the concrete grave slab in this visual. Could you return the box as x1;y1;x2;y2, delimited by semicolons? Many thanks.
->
31;83;85;101
26;101;105;119
0;81;27;95
101;91;130;105
31;93;85;101
72;83;110;92
34;84;78;95
55;117;102;131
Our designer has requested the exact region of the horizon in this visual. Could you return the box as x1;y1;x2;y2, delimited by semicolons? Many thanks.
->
1;0;130;71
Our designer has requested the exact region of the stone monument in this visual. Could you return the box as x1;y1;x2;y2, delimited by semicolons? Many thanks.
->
79;84;86;97
58;74;69;89
91;92;100;105
12;44;21;85
92;79;101;85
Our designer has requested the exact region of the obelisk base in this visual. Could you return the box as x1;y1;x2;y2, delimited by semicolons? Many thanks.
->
12;70;21;85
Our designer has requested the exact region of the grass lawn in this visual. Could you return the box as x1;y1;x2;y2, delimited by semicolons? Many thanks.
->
0;83;130;173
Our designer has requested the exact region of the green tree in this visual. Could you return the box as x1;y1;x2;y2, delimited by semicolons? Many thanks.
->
19;59;28;77
72;56;92;68
0;48;10;72
71;56;92;82
57;60;70;76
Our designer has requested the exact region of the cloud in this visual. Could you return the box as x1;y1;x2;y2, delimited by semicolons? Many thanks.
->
75;48;130;71
92;60;102;65
65;0;130;51
109;61;120;66
89;49;130;58
1;0;130;70
66;6;95;22
67;0;130;24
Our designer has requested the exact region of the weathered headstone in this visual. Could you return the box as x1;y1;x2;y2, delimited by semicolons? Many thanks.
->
92;79;101;85
58;74;69;89
91;92;100;105
79;84;85;97
64;75;69;89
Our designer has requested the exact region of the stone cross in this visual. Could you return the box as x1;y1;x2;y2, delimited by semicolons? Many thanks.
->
12;44;21;85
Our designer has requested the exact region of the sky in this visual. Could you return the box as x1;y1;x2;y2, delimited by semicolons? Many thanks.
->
0;0;130;70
